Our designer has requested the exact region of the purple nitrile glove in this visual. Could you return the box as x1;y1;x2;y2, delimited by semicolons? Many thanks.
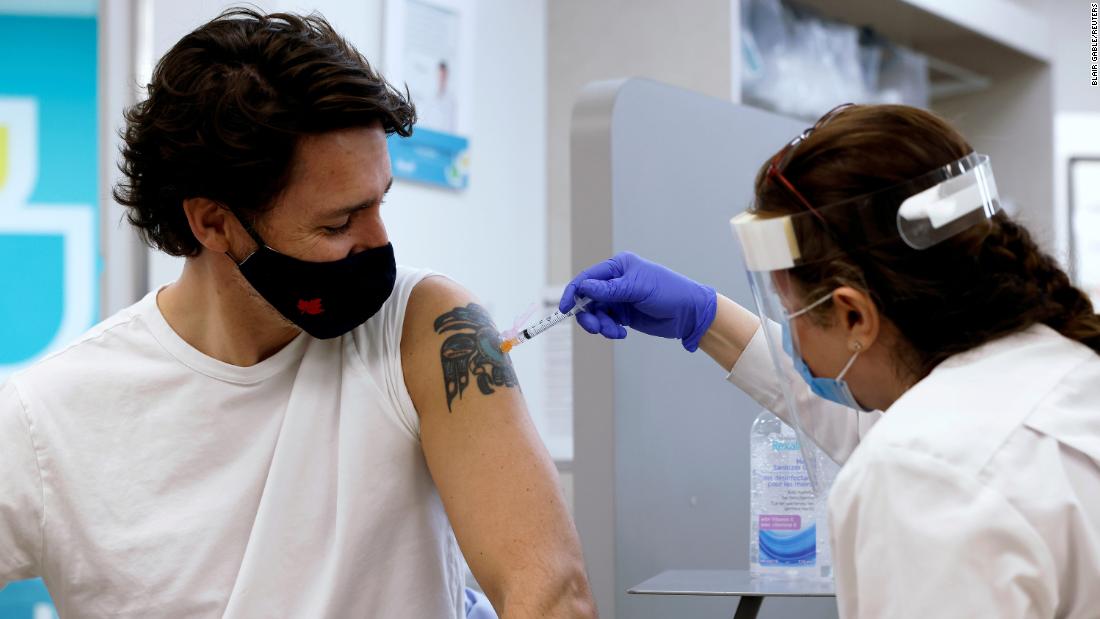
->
559;252;717;352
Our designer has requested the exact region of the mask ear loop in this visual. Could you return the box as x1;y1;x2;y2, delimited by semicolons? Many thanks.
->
835;341;862;381
787;290;834;320
790;292;865;382
218;203;265;266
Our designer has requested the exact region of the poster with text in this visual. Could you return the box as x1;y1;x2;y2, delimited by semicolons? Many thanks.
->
384;0;473;189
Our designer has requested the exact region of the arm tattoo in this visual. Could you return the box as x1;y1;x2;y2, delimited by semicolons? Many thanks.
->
434;303;519;412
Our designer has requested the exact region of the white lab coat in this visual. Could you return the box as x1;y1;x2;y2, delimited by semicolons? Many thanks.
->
727;322;1100;618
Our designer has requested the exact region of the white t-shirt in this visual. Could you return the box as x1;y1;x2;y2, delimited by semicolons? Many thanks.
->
0;266;466;618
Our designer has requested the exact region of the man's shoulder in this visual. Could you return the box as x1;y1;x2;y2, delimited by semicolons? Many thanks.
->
350;266;452;361
404;271;472;316
399;271;490;350
357;266;471;341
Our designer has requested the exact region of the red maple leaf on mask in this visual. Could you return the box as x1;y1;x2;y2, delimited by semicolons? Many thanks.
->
298;298;324;315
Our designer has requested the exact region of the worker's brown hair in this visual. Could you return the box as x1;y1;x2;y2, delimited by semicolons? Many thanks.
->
114;8;415;256
752;104;1100;378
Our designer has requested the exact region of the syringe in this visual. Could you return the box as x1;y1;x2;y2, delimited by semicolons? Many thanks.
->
499;297;592;353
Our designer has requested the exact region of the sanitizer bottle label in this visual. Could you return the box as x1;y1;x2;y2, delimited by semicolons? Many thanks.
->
750;411;818;574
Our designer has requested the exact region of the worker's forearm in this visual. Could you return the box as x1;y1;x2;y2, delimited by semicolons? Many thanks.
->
698;293;760;372
498;562;598;619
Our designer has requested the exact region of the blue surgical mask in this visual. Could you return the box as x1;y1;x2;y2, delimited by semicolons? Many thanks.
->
781;293;871;412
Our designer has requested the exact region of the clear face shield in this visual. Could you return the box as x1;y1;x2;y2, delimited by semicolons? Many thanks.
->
731;152;1000;492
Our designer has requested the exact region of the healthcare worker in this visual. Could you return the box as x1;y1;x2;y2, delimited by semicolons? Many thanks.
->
560;104;1100;618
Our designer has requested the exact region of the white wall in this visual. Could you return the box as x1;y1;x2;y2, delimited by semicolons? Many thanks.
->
1050;0;1100;266
134;0;557;455
1051;0;1100;116
546;0;735;285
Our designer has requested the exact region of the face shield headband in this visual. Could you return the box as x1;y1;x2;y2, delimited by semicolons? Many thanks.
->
732;152;1000;272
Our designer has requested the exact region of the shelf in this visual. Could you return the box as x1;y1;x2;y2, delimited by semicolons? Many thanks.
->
793;0;1051;80
901;0;1050;62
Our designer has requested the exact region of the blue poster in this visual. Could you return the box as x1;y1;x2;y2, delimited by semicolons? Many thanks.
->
388;126;470;189
0;580;54;619
0;11;98;380
0;8;98;617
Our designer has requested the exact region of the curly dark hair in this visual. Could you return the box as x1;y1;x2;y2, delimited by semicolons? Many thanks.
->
114;8;416;256
753;104;1100;375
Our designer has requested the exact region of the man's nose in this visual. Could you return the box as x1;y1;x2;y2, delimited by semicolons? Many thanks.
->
349;219;389;256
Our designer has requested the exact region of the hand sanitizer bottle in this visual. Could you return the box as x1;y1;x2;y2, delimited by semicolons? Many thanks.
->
750;409;829;579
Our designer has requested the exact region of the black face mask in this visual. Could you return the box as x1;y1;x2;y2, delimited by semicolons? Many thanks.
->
228;215;396;339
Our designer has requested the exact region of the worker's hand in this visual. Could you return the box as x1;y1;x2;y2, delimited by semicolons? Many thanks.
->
559;252;717;352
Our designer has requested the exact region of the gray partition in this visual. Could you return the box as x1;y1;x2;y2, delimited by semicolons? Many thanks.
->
571;78;839;619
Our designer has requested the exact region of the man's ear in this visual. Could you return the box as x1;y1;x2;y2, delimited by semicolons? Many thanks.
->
830;286;880;352
182;197;244;256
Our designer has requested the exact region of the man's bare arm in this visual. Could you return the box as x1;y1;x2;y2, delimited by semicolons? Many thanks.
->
402;276;597;619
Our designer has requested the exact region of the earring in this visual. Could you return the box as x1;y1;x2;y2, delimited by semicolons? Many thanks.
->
850;341;864;353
